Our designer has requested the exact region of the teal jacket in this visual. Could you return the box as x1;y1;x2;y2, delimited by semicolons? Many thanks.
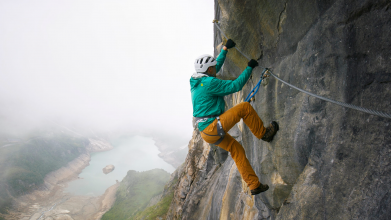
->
190;49;254;131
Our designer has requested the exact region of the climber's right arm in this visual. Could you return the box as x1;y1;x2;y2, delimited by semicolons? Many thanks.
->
207;59;258;96
207;66;253;96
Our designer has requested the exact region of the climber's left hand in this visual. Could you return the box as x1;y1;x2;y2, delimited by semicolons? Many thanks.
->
225;39;236;49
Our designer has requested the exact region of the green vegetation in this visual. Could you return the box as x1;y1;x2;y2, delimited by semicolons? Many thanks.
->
0;134;88;214
0;183;12;214
102;169;170;220
131;186;175;220
129;172;178;220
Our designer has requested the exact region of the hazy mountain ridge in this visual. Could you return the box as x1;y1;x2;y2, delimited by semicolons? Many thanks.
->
153;137;188;168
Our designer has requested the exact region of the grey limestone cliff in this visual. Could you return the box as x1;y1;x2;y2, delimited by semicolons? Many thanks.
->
161;0;391;219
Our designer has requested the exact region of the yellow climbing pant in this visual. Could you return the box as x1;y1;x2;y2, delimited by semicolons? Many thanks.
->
200;102;266;190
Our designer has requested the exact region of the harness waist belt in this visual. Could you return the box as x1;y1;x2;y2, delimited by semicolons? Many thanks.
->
195;115;218;124
195;115;226;145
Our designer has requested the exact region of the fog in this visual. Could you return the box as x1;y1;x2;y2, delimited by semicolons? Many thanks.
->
0;0;215;140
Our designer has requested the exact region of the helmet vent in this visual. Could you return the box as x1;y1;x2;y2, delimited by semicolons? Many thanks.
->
205;57;210;63
200;58;204;64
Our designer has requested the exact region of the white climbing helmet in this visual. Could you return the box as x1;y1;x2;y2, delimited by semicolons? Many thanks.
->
194;54;217;73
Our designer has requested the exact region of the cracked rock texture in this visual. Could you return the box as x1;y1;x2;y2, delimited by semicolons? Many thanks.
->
163;0;391;219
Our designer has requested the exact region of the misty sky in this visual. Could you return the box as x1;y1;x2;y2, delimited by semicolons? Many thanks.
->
0;0;215;137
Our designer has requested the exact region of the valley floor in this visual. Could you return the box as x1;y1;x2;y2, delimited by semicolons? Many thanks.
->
5;139;117;220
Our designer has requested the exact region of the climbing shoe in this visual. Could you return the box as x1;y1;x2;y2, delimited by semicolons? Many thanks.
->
251;183;269;195
261;121;279;142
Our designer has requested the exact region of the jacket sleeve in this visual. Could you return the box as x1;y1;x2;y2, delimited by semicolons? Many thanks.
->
207;66;253;96
215;49;228;73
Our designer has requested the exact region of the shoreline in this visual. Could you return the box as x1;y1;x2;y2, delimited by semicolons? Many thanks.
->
151;137;186;169
6;138;118;220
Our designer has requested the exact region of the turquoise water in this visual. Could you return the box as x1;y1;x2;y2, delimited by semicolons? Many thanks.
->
64;135;175;196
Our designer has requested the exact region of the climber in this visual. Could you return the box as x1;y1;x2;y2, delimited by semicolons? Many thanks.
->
190;39;279;195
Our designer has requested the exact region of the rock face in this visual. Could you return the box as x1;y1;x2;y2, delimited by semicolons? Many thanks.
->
102;165;115;174
164;0;391;219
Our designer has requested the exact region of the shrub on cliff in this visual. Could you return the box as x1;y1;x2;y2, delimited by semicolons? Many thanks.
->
131;177;178;220
101;169;171;220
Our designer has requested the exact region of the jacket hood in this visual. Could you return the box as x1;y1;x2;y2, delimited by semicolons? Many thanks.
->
191;72;209;79
190;73;208;89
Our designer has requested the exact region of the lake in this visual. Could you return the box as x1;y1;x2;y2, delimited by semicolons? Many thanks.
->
64;135;175;196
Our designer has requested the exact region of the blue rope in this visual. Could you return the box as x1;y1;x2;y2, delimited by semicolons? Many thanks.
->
245;68;268;102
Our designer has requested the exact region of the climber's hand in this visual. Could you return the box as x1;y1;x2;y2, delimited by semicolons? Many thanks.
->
225;39;236;49
248;59;259;68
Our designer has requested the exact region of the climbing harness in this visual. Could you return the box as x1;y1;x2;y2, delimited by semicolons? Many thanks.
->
213;20;391;120
195;116;226;145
